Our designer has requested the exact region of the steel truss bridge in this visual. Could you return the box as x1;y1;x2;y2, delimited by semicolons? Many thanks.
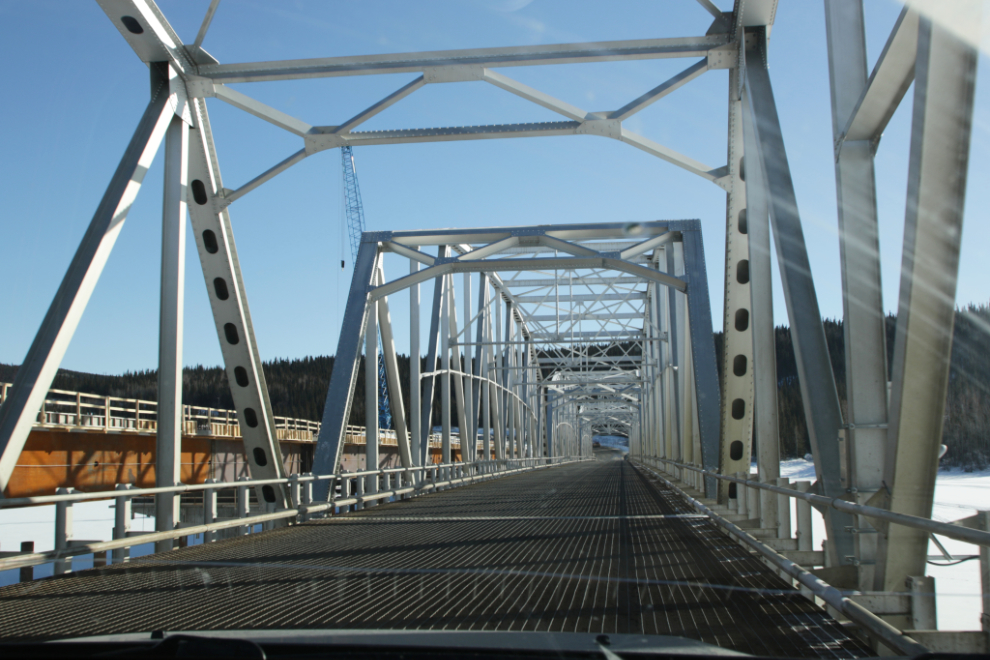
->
0;0;987;656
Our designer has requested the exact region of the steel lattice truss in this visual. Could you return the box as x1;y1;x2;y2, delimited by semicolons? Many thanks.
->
0;0;982;611
311;221;720;482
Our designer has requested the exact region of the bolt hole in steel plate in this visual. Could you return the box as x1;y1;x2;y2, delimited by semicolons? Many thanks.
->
214;277;230;300
730;440;745;461
224;323;240;345
120;16;143;34
202;229;219;253
191;179;209;205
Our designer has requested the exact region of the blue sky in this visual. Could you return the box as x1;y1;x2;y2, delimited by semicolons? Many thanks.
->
0;0;987;376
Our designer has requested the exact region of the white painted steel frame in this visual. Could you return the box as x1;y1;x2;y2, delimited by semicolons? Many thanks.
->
312;222;721;500
0;4;977;628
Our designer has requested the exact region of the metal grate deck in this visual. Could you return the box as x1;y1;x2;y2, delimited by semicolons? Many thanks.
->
0;455;873;657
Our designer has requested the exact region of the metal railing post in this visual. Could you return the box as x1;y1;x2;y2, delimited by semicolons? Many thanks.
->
795;481;813;552
19;542;33;582
747;475;760;521
113;484;133;563
980;511;989;632
236;477;250;535
289;474;300;509
54;487;75;575
342;476;351;513
776;477;792;540
203;478;218;543
300;473;313;521
262;501;276;531
734;472;746;516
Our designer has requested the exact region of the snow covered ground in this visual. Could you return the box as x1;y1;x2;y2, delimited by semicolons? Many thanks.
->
777;458;987;631
0;458;984;631
0;501;160;586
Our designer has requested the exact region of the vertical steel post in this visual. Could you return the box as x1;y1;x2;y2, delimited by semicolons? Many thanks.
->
155;114;188;554
447;282;469;459
54;487;74;575
824;0;890;589
417;247;448;466
741;79;780;534
744;31;854;564
876;14;980;603
203;478;218;543
409;253;421;467
186;98;289;511
377;264;411;468
366;286;379;502
717;41;757;503
113;484;133;564
312;242;379;497
0;82;172;493
463;272;474;457
680;228;723;498
440;275;452;464
19;542;34;582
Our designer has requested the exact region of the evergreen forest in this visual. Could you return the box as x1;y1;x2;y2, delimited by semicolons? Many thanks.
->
2;304;987;467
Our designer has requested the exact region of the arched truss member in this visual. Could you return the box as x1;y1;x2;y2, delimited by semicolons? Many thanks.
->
309;221;723;502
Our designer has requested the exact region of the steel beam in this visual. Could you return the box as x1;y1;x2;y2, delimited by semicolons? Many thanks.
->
744;32;853;565
155;114;188;551
377;268;411;468
680;226;722;498
0;81;171;495
409;253;422;467
876;13;980;600
198;35;731;83
716;42;756;502
418;247;449;465
313;242;378;493
611;60;709;121
463;273;475;456
185;98;289;510
839;6;918;148
448;281;470;458
366;279;380;496
664;246;682;462
825;0;889;588
741;73;779;533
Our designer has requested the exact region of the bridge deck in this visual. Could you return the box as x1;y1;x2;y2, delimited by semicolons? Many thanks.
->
0;455;871;657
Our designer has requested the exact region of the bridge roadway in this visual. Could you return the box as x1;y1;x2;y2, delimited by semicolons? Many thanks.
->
0;453;872;657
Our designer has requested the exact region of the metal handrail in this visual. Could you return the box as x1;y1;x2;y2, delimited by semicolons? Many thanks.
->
0;456;557;508
640;456;990;548
1;381;321;439
0;455;592;573
1;383;516;450
639;464;928;657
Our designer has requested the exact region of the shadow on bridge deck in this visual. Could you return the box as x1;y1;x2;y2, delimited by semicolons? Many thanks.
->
0;456;872;657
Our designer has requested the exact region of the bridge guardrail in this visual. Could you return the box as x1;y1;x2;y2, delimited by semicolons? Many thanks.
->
0;455;593;576
634;456;990;653
639;456;990;549
0;382;483;449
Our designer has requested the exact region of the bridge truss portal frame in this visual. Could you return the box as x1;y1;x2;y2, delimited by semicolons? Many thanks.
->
0;0;982;621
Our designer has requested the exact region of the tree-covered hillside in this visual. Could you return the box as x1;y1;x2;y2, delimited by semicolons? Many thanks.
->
2;304;987;466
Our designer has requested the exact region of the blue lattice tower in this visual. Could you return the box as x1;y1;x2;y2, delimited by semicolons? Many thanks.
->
341;146;392;430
